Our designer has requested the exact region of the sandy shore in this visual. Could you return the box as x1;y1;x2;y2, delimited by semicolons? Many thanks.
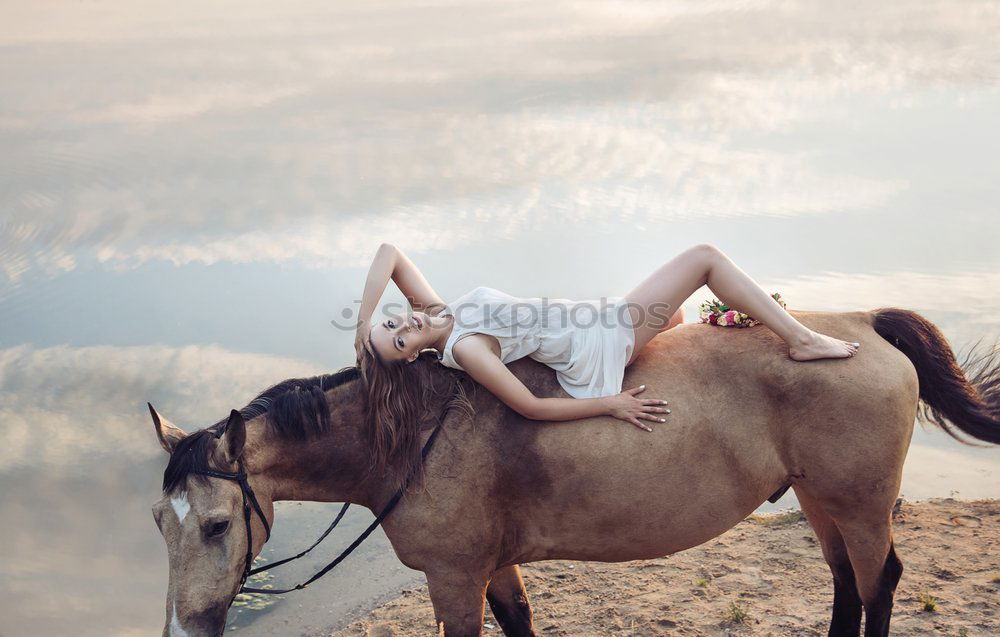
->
330;498;998;636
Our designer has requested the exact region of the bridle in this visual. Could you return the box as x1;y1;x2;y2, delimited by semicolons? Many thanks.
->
189;421;443;605
190;457;272;598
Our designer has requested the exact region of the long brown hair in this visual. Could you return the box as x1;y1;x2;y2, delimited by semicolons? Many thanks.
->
358;346;474;491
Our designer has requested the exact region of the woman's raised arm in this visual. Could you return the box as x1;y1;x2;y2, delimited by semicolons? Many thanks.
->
358;243;445;324
356;243;446;361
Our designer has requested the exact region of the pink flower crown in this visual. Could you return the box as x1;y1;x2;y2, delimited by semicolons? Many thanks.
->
699;293;786;327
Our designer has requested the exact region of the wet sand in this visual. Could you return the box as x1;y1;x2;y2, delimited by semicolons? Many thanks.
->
327;498;998;636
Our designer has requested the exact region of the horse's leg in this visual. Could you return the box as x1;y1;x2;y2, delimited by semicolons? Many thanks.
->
818;502;903;637
838;519;903;637
485;565;536;637
794;487;862;636
425;569;490;637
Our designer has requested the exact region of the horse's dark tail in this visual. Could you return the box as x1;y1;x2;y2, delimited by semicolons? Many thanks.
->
872;308;1000;445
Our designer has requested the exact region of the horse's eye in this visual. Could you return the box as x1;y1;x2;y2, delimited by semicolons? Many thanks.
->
207;520;230;538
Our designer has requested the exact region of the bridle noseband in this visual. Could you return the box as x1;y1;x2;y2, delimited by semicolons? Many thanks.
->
188;421;443;605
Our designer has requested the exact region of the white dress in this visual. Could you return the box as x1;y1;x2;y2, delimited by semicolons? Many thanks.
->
438;286;636;399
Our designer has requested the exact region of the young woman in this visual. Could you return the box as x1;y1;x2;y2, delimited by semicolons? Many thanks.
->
354;243;859;437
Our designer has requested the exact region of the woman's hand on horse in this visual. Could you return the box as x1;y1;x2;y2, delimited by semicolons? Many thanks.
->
604;385;670;432
354;321;372;363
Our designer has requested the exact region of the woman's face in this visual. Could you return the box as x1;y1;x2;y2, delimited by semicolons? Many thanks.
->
369;311;431;363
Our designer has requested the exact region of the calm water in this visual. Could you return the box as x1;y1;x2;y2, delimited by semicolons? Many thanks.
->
2;1;999;635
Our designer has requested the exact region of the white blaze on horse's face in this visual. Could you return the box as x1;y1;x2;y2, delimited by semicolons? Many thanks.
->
171;492;191;524
169;602;190;637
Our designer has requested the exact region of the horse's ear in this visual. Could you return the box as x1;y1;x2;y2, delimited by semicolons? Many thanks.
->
218;409;246;465
148;403;188;454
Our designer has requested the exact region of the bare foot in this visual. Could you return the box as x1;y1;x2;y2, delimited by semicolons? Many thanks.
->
788;331;860;361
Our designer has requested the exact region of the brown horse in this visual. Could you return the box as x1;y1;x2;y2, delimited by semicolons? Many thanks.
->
149;307;999;637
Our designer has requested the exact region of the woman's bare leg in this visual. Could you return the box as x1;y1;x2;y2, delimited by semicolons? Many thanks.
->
624;244;859;364
663;307;685;331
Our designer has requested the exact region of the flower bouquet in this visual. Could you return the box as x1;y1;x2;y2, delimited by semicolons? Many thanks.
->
699;293;786;327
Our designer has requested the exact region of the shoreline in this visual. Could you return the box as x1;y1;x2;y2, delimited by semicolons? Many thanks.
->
325;498;998;636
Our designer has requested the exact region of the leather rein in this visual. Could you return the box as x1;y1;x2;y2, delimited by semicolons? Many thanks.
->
191;421;443;605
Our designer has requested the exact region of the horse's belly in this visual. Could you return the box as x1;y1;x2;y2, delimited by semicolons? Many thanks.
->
515;494;762;563
507;419;787;564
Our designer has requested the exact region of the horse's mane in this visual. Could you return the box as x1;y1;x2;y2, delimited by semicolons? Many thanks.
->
161;366;361;493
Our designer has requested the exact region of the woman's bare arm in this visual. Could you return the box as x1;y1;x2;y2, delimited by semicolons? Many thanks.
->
358;243;446;326
453;335;669;430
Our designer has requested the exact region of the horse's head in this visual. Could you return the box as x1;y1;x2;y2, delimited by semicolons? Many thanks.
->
149;404;272;637
145;364;468;636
